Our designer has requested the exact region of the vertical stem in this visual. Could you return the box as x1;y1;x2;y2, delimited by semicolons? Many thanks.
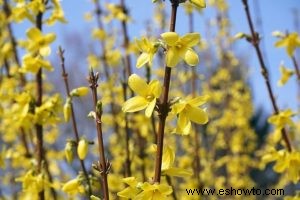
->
292;56;300;81
120;0;132;77
122;82;132;177
88;71;109;200
154;0;178;183
58;48;92;198
241;0;292;152
35;10;45;200
119;0;133;177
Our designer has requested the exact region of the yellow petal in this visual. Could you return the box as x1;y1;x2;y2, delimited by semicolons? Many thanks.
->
45;33;56;44
163;167;193;177
122;96;148;113
181;33;200;47
184;49;199;66
136;52;150;68
40;46;51;57
189;0;206;8
149;80;162;98
128;74;149;96
187;106;208;124
27;27;42;40
157;184;173;195
187;95;209;107
122;177;138;187
145;99;156;118
274;39;287;48
161;32;179;46
166;48;181;67
177;112;191;135
161;145;175;170
172;102;186;114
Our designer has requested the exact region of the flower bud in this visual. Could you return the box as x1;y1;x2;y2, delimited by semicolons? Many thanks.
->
65;141;74;163
63;102;71;122
70;87;89;97
77;139;89;160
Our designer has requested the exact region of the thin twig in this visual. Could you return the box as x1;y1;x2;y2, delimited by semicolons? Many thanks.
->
154;0;179;183
88;70;110;200
58;47;92;198
241;0;292;152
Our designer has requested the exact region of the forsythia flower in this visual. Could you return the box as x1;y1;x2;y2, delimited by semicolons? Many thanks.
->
268;109;294;130
21;54;53;73
152;144;193;177
136;37;158;68
23;27;56;56
263;149;300;184
105;3;130;22
117;177;141;199
278;64;294;86
122;74;162;117
172;95;209;135
161;32;200;67
274;32;300;57
62;178;85;195
135;182;173;200
77;139;89;160
189;0;206;8
16;170;52;195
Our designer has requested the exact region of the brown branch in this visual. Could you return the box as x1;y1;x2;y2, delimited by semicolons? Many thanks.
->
88;70;109;200
292;56;300;81
241;0;292;152
154;0;178;183
58;47;92;198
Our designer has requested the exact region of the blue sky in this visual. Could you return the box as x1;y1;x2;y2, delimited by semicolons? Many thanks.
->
13;0;300;114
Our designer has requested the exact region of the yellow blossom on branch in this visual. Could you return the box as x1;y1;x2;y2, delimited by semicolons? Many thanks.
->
268;109;294;130
135;37;158;68
135;182;173;200
22;27;56;57
161;32;200;67
172;95;209;135
274;32;300;57
278;64;294;86
122;74;162;117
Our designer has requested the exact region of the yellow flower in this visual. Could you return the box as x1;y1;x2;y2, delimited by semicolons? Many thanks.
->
172;95;209;135
24;27;56;56
21;54;53;73
161;32;200;67
264;150;300;184
16;170;52;195
92;28;107;40
278;64;294;86
189;0;206;8
122;74;162;118
104;3;130;22
62;178;85;195
136;37;158;68
135;182;173;200
77;139;89;160
159;145;193;177
268;109;294;130
117;177;141;199
275;32;300;57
